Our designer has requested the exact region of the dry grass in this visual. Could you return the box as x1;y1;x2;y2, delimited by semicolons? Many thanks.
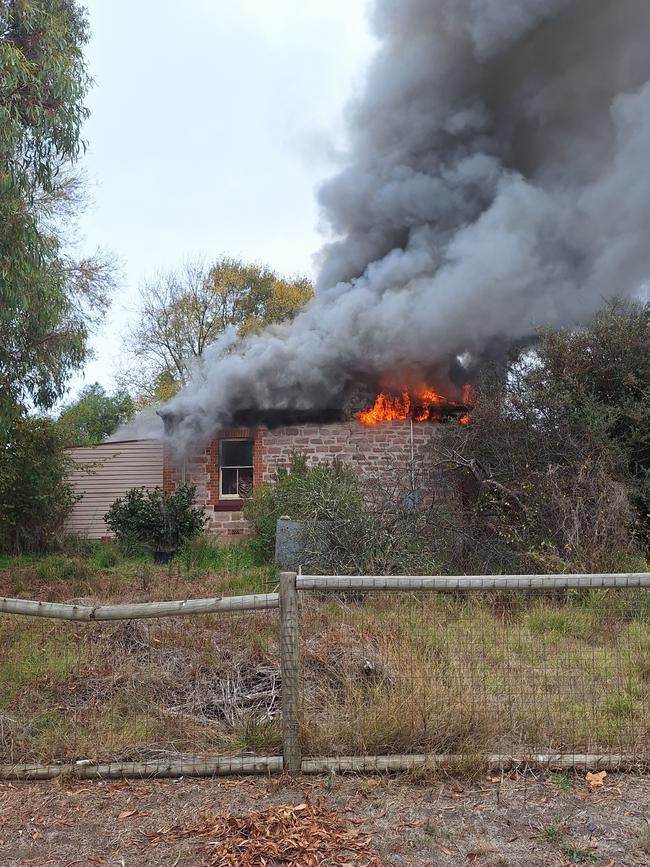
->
1;550;650;768
299;591;650;759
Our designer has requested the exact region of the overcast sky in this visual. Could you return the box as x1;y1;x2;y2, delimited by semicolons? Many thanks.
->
70;0;375;397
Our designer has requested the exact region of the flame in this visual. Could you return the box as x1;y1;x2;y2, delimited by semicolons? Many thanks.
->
357;385;474;425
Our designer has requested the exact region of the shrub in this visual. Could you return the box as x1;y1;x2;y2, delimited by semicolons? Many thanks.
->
0;416;78;553
105;484;206;554
243;453;364;562
429;354;643;575
243;452;443;574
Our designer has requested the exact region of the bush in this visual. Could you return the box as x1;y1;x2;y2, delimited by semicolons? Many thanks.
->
428;344;644;575
243;453;364;562
243;453;441;574
0;416;78;553
104;484;206;554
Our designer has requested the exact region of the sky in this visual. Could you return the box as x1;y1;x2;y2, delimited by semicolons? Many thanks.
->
69;0;376;398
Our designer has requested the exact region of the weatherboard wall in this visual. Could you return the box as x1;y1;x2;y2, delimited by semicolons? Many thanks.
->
65;440;164;539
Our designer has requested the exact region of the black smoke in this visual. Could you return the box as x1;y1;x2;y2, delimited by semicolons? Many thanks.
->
166;0;650;451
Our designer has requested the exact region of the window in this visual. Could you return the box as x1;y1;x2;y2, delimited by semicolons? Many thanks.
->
219;438;254;499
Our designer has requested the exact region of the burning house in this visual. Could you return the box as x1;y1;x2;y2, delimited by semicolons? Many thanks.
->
160;0;649;466
159;385;474;537
67;0;650;539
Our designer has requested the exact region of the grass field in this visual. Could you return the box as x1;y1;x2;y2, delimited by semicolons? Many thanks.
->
1;540;649;769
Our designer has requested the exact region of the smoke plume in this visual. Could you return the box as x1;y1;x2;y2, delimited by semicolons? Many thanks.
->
166;0;650;451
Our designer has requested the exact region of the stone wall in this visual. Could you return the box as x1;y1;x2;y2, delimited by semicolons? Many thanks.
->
262;420;441;481
164;420;451;538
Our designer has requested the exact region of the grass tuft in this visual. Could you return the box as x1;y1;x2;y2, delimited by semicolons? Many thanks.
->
34;555;89;584
236;716;283;753
560;842;597;863
547;771;574;793
540;817;566;844
91;543;120;570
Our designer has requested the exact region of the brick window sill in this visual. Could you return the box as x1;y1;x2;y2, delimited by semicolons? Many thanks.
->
214;501;244;512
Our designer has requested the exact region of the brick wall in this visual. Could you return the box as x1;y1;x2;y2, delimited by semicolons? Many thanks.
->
165;429;265;538
164;420;452;538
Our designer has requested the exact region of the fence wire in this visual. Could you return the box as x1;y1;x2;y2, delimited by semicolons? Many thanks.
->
3;579;650;776
0;603;280;774
298;586;650;766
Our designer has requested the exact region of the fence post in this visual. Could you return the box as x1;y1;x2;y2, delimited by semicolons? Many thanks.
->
279;571;301;773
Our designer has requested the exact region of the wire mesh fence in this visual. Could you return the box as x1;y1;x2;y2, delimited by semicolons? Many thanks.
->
2;574;650;778
0;596;281;778
297;577;650;769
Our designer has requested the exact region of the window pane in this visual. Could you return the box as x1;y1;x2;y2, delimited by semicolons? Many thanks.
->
238;467;254;497
220;439;253;467
220;467;239;496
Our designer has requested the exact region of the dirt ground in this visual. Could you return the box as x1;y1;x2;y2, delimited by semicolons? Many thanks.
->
1;771;650;866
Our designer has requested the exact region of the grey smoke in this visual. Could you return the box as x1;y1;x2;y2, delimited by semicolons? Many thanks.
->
167;0;650;451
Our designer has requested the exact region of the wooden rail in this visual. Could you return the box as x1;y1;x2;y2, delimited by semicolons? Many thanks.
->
0;593;279;621
297;573;650;592
1;752;643;780
301;753;647;773
0;756;283;780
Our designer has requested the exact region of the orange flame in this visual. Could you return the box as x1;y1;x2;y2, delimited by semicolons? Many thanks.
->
357;385;474;426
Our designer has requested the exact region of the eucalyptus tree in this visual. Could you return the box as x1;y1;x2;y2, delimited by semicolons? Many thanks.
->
0;0;112;418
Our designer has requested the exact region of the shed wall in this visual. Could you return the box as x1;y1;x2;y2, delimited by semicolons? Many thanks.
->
65;440;164;539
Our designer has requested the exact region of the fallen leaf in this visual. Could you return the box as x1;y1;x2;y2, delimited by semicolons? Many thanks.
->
144;800;381;865
585;771;607;790
117;809;137;819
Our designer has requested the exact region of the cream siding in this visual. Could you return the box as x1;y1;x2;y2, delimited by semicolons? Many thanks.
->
65;440;164;539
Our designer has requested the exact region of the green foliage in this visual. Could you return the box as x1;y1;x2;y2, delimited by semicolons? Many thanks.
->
104;483;206;553
236;715;282;753
428;304;650;574
177;535;261;573
530;301;650;545
34;554;87;583
540;817;566;844
91;543;120;570
243;453;363;562
0;1;113;415
56;382;135;445
546;771;574;794
0;415;78;553
124;257;313;403
560;843;596;863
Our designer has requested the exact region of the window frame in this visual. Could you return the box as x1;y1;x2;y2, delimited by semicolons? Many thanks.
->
218;437;254;500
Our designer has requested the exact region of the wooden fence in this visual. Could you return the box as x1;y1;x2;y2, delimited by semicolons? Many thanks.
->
1;571;650;779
